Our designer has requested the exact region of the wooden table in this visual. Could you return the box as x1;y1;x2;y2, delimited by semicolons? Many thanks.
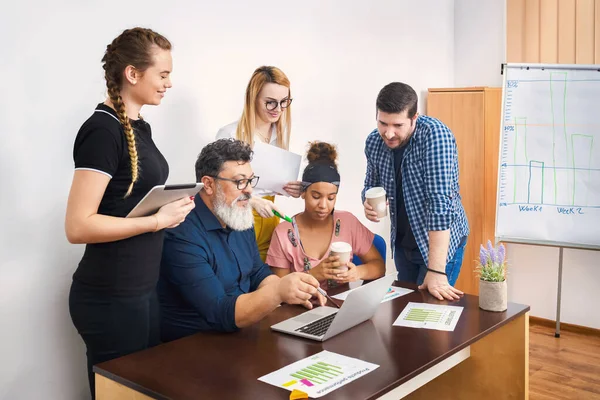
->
95;281;530;399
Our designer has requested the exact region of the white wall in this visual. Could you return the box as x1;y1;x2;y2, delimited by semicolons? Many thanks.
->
454;0;600;330
506;244;600;329
0;1;455;398
454;0;505;87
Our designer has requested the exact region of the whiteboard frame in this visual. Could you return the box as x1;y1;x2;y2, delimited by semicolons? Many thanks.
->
501;62;600;72
494;63;600;251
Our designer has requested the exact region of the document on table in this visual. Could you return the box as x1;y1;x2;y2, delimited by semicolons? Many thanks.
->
393;302;463;331
258;350;379;398
251;141;301;195
332;285;413;302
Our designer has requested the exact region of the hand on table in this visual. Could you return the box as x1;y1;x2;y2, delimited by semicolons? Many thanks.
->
418;271;463;301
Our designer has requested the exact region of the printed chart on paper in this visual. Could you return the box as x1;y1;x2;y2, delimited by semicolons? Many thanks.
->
258;350;379;398
393;302;463;331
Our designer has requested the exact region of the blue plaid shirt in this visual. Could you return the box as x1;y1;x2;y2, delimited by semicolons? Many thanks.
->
361;115;469;266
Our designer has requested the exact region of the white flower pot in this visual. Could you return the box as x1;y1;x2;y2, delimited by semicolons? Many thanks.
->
479;279;507;312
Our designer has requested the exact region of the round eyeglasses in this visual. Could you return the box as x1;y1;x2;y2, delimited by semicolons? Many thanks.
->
211;175;260;190
265;98;293;111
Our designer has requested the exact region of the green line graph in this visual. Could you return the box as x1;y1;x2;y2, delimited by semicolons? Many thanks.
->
571;134;594;206
513;117;528;202
549;72;568;203
527;160;545;204
496;65;600;247
500;70;599;208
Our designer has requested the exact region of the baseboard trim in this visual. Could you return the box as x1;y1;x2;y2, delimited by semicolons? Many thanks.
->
529;316;600;336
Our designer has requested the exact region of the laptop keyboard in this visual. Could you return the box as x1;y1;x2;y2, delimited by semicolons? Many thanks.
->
295;313;336;337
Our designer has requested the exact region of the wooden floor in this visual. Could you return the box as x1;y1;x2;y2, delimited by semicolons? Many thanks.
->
530;321;600;399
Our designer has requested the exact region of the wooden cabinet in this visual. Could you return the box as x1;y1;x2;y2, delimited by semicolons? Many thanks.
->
427;87;502;295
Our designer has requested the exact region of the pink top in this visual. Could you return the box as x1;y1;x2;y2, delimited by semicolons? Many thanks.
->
266;210;375;289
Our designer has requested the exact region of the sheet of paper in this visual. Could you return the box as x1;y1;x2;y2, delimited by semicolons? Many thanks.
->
251;141;301;195
332;285;413;302
393;302;463;331
258;350;379;398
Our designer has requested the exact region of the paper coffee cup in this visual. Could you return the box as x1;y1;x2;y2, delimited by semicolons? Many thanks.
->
329;241;352;271
365;187;387;218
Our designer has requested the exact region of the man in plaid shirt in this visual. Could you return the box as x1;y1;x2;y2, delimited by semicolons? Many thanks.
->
362;82;469;301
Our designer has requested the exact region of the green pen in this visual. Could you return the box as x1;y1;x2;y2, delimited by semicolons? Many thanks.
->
273;210;293;223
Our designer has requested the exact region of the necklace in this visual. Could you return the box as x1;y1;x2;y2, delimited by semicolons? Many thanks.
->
254;130;270;143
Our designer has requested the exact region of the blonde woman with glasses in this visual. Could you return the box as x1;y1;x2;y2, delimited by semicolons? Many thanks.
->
217;66;302;261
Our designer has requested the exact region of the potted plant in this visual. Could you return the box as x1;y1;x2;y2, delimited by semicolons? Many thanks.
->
476;240;508;312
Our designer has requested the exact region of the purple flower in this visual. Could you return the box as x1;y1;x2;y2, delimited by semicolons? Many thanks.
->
497;244;506;264
479;245;488;266
487;240;496;264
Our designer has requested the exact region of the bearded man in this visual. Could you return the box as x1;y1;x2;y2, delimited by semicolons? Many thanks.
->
158;139;324;340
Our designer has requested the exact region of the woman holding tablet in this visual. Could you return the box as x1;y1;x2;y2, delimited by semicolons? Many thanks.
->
65;27;194;397
266;142;385;289
216;66;302;261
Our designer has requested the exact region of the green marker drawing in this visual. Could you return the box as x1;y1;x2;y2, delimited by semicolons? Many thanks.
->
570;134;594;206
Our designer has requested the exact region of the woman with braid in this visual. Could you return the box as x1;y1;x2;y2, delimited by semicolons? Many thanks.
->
65;27;195;397
216;66;303;261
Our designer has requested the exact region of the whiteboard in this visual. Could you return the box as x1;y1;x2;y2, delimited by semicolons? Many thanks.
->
495;63;600;250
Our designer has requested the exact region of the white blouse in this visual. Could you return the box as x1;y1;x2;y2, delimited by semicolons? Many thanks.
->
215;120;277;145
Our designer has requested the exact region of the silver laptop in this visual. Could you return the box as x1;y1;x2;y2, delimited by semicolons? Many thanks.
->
270;274;396;341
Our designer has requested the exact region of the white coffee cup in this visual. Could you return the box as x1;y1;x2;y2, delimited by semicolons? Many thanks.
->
365;187;387;218
329;241;352;272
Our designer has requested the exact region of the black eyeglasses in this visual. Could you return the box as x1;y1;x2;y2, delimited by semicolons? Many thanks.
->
265;98;293;111
211;175;260;190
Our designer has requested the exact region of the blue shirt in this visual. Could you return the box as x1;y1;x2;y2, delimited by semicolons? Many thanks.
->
158;195;273;340
361;115;469;266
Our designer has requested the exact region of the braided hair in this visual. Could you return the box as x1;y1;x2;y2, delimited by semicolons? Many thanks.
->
101;27;171;197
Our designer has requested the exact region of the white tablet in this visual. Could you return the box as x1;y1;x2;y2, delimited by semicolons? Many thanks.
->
126;183;203;218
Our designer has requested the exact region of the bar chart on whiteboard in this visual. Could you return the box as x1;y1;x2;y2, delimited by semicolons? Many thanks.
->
496;64;600;249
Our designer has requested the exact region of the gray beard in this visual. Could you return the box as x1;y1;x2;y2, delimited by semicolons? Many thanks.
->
213;186;254;231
